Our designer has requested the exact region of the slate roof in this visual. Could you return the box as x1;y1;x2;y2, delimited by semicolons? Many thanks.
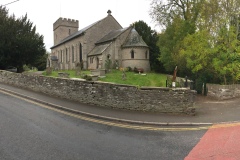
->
122;28;148;48
88;42;112;56
50;19;102;49
96;27;129;44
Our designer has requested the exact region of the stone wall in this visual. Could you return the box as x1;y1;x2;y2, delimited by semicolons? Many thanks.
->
122;47;150;72
0;70;196;115
207;83;240;100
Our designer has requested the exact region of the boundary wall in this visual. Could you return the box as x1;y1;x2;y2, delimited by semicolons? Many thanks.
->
207;83;240;100
0;70;196;115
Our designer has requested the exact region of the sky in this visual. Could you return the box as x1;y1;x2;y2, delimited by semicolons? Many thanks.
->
1;0;160;51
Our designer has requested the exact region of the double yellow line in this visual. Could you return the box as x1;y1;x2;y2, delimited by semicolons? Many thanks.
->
1;88;239;132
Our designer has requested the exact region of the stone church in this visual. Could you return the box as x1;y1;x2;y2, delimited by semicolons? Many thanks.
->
48;10;150;72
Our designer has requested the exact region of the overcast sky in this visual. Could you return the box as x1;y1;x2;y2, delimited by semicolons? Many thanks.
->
1;0;160;51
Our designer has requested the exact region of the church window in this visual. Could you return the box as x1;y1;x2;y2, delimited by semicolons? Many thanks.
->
90;57;93;64
69;29;71;35
145;50;148;59
58;51;60;62
131;49;134;59
61;50;63;62
79;43;83;62
72;46;74;62
66;48;68;62
107;54;110;59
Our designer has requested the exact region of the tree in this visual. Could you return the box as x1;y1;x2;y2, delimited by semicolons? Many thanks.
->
0;6;46;72
150;0;203;28
180;30;215;80
132;21;164;72
150;0;201;75
150;0;240;85
180;26;240;84
33;52;48;71
213;26;240;84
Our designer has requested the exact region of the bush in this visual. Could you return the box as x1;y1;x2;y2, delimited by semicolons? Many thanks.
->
127;66;132;72
23;64;31;71
105;59;112;72
82;74;92;81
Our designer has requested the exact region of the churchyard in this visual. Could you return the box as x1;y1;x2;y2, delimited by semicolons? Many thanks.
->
42;69;167;87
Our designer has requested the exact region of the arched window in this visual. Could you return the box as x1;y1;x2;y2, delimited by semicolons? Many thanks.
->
131;49;134;59
145;50;148;59
72;46;74;62
96;57;99;69
79;43;82;62
61;50;63;62
58;51;60;62
66;48;68;62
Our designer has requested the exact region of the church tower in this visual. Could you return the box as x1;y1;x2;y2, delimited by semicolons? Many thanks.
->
53;18;79;45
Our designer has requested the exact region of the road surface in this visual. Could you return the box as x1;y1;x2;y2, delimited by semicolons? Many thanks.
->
0;91;206;160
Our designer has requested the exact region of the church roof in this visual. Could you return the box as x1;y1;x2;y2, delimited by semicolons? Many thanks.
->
96;27;130;44
122;28;148;48
88;42;112;56
51;12;122;49
50;20;100;49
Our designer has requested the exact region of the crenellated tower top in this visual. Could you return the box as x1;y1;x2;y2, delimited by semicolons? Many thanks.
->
53;17;79;45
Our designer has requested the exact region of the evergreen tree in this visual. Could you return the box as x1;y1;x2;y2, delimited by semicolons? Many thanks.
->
0;6;46;72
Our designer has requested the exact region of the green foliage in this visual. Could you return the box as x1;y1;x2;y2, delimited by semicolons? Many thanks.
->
126;66;132;72
0;6;46;72
158;16;195;75
150;0;240;85
180;27;240;84
82;74;92;81
105;59;112;71
23;64;31;71
33;52;48;71
213;26;240;84
180;30;214;74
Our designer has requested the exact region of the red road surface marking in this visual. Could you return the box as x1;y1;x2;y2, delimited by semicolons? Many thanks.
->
185;123;240;160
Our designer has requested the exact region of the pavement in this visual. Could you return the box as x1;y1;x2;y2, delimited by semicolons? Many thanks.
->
0;82;240;126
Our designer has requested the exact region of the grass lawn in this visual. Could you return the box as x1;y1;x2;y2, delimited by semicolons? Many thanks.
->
100;70;166;87
41;69;167;87
42;70;91;78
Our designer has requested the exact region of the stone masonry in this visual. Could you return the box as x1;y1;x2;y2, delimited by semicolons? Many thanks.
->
0;70;196;115
207;83;240;100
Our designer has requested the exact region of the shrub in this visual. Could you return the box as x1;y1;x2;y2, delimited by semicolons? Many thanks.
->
82;74;92;81
127;66;132;72
23;64;31;71
105;59;112;72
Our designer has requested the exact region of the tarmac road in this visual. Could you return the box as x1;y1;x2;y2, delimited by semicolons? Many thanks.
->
0;91;206;160
1;83;240;159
